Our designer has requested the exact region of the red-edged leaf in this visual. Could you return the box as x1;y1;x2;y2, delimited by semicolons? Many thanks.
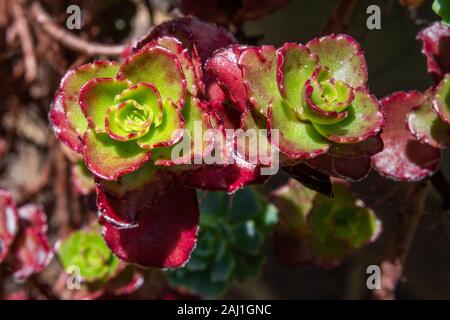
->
372;91;442;181
175;155;268;193
0;189;18;263
100;184;199;269
407;89;450;149
306;34;368;88
82;129;151;181
206;45;249;112
60;61;120;135
119;45;186;107
10;205;52;280
417;22;450;80
96;177;169;228
49;91;83;153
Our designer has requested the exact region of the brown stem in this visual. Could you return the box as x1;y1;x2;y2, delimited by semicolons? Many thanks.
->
29;1;125;56
372;181;430;300
321;0;360;35
11;0;37;82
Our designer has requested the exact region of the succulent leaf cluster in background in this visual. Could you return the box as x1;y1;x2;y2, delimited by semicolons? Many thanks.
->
272;180;380;267
167;188;278;298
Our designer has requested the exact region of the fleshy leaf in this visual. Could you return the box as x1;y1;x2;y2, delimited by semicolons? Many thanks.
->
79;78;129;133
306;34;368;88
417;22;450;79
82;129;151;181
432;73;450;124
61;61;120;135
312;88;384;143
407;90;450;148
150;36;200;96
239;46;279;116
308;184;380;268
137;99;184;149
373;91;442;181
101;184;199;269
119;45;186;107
277;43;318;112
49;91;83;153
10;205;52;280
0;189;18;263
206;45;249;112
58;227;120;283
269;100;330;159
271;179;315;265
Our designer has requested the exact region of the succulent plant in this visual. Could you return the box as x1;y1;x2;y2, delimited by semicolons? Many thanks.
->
167;188;278;298
206;35;384;181
272;180;380;267
58;226;120;283
0;190;52;280
374;24;450;181
433;0;450;27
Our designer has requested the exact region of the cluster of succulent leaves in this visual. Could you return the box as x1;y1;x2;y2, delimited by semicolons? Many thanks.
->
58;226;120;284
373;22;450;181
167;188;278;298
272;180;380;267
49;16;386;271
433;0;450;26
0;190;52;280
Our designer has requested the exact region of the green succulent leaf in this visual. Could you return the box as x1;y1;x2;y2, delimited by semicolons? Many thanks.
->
79;78;129;134
152;36;200;96
136;99;184;149
119;45;186;107
313;88;383;143
83;129;151;181
277;43;318;113
58;226;120;283
239;45;279;116
306;34;368;88
62;61;120;135
270;100;330;159
407;91;450;149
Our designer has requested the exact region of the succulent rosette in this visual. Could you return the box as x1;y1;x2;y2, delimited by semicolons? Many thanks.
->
433;0;450;27
207;35;384;181
373;23;450;181
167;189;278;298
55;226;143;299
272;180;380;267
57;226;120;284
0;190;53;279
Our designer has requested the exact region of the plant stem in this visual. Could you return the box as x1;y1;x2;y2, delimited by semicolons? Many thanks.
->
372;181;429;300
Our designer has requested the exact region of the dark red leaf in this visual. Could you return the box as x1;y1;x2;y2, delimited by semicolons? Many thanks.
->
100;184;199;269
